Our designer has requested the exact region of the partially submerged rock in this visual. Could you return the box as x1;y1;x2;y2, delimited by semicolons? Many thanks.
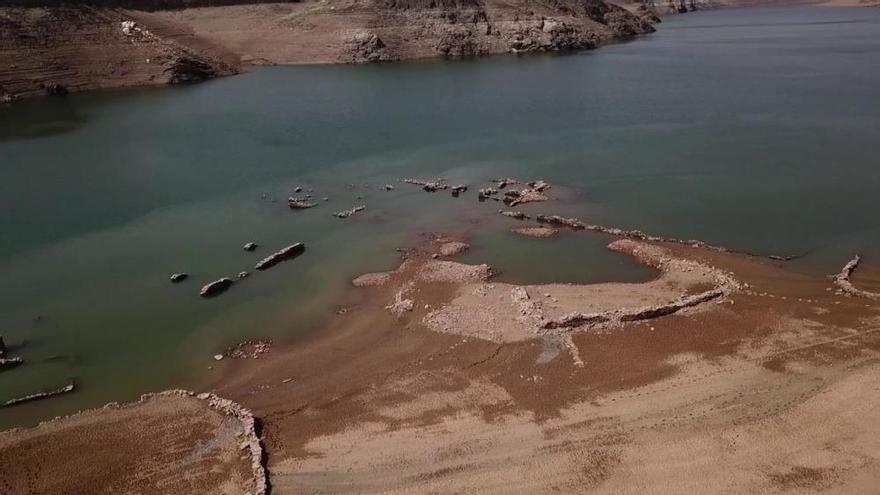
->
243;242;258;251
170;273;188;283
451;185;468;197
334;205;366;218
501;210;530;220
2;381;75;407
503;188;549;207
512;227;559;238
439;241;470;257
289;197;318;209
200;278;234;297
255;243;306;270
0;357;23;371
403;178;448;192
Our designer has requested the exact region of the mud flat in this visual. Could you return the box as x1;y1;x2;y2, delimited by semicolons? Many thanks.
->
0;390;266;495
205;233;880;494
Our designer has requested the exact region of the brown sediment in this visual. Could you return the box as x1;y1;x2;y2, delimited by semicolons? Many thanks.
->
0;390;267;495
197;232;880;494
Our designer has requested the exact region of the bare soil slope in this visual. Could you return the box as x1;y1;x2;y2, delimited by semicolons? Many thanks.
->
0;392;263;495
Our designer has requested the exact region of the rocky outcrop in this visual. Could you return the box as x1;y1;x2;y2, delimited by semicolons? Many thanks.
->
288;197;318;209
2;381;75;407
334;205;366;218
833;255;880;300
254;242;305;270
344;30;390;63
0;6;236;101
200;277;234;297
530;213;802;261
0;357;24;371
163;55;218;84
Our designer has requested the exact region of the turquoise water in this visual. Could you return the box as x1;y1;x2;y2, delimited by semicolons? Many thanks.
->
2;5;880;428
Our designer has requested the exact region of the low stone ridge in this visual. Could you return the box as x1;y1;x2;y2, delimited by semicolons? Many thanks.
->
403;178;449;192
419;239;741;343
334;205;366;218
170;272;188;283
833;255;880;300
531;214;802;261
2;381;75;407
512;226;558;238
200;277;234;297
288;197;318;209
255;242;305;270
0;357;23;371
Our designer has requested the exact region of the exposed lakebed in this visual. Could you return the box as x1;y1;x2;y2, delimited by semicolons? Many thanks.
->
1;5;879;428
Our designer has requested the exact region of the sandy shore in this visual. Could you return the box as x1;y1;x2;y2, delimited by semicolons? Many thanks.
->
3;224;880;492
0;391;266;495
196;230;880;494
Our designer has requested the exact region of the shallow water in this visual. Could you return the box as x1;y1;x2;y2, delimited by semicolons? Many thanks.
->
2;5;880;428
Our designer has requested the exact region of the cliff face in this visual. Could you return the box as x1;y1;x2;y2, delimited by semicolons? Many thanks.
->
0;0;655;101
0;6;237;101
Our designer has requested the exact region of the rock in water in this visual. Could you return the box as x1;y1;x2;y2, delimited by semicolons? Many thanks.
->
200;278;234;297
255;243;306;270
170;273;188;283
0;336;5;357
0;357;23;370
288;197;318;209
243;242;258;251
2;381;75;407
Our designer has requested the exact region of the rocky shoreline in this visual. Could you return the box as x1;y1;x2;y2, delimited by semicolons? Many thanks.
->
1;0;657;102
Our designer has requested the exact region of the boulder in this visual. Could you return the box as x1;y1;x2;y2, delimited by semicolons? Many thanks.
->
243;242;258;251
288;197;318;209
255;243;306;270
170;273;188;283
0;357;23;370
200;278;234;297
334;205;366;218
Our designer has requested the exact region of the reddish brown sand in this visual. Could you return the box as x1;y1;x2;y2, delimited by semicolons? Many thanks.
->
3;233;880;494
0;393;259;495
205;235;880;494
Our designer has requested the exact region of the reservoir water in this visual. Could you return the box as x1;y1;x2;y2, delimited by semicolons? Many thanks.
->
2;5;879;428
